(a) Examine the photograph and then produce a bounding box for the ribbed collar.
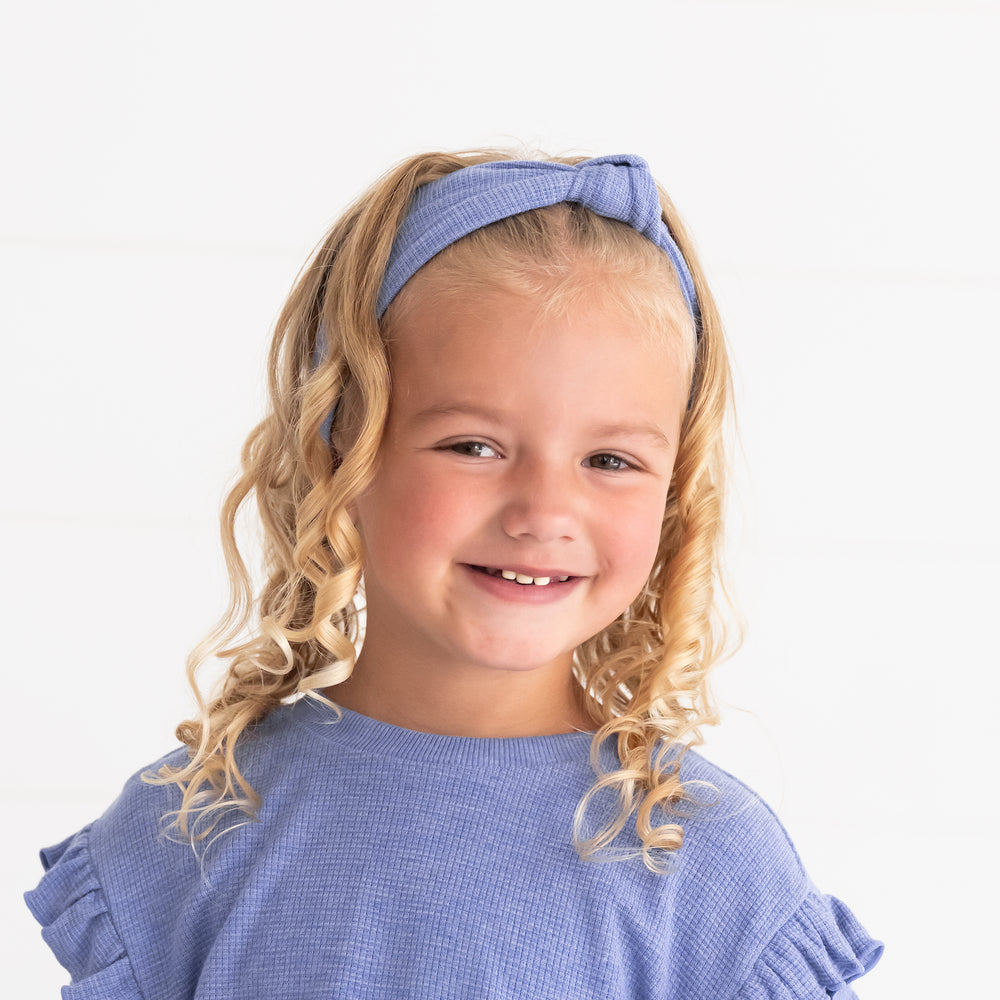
[289,695,596,770]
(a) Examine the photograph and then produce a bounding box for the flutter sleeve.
[24,826,144,1000]
[735,890,883,1000]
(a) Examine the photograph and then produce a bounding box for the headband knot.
[564,156,660,245]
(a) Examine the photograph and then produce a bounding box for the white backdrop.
[3,2,997,997]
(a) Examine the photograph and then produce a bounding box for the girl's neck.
[327,643,594,738]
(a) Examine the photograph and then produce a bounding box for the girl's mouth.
[469,565,573,587]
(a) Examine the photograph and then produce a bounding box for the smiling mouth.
[469,565,573,587]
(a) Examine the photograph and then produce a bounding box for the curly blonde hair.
[150,149,736,873]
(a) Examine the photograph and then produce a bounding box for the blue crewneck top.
[26,698,882,998]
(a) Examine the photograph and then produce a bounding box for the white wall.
[4,1,997,996]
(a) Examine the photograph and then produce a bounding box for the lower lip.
[461,565,582,604]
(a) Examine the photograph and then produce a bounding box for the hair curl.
[149,149,736,872]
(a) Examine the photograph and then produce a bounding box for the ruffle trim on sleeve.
[736,891,883,1000]
[24,827,145,999]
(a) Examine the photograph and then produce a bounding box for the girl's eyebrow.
[410,402,503,426]
[411,403,673,450]
[590,422,675,451]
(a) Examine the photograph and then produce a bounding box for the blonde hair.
[150,149,736,872]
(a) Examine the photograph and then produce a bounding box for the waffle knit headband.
[376,153,699,322]
[317,153,698,442]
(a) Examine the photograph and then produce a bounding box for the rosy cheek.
[387,471,484,547]
[604,496,666,573]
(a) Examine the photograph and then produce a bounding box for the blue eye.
[588,453,630,472]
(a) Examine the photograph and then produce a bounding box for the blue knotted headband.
[377,153,699,322]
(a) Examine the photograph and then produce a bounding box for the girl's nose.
[499,463,580,544]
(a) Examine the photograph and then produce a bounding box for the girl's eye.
[447,440,499,458]
[587,453,631,472]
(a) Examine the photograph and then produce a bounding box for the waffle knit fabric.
[26,698,882,999]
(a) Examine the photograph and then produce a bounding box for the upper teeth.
[498,569,569,586]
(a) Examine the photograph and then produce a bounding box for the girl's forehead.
[390,281,636,353]
[385,271,695,390]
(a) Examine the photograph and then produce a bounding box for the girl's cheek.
[392,474,481,538]
[608,494,669,570]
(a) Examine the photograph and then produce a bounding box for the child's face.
[353,276,690,694]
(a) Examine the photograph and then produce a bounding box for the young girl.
[26,151,883,998]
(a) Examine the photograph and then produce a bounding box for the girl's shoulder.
[672,747,806,877]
